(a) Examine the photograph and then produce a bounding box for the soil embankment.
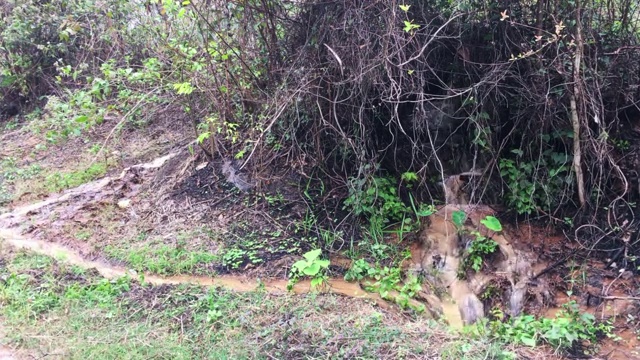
[1,152,638,359]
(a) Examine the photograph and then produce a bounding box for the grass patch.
[75,229,93,241]
[0,157,44,207]
[102,229,221,275]
[0,183,12,209]
[45,162,107,192]
[105,243,218,275]
[0,247,516,359]
[0,149,109,206]
[219,221,303,270]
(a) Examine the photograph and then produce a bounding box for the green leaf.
[399,4,410,12]
[196,132,210,144]
[401,171,418,182]
[173,82,194,95]
[452,210,466,228]
[403,20,420,33]
[75,115,89,123]
[480,216,502,232]
[0,75,16,88]
[310,277,323,288]
[303,262,321,276]
[292,260,308,272]
[316,259,330,269]
[416,206,435,217]
[520,335,537,347]
[303,249,322,261]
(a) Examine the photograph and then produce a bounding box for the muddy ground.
[1,114,639,359]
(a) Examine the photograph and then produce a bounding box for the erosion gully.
[0,152,637,359]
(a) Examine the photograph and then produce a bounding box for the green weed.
[462,232,499,273]
[454,214,502,274]
[499,139,573,215]
[473,303,613,354]
[75,229,92,241]
[344,257,425,312]
[344,171,436,250]
[220,224,302,270]
[288,249,330,290]
[105,244,217,275]
[1,158,43,181]
[344,175,409,232]
[45,162,107,192]
[0,157,44,206]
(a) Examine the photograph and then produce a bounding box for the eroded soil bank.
[0,150,638,359]
[0,113,638,358]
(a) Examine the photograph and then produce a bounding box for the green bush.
[1,1,116,98]
[499,137,573,215]
[481,302,613,352]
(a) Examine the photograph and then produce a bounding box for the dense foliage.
[1,0,639,269]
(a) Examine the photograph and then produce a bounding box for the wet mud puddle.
[0,153,540,333]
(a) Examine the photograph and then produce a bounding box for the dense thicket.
[1,0,639,265]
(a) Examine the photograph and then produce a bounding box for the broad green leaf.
[520,335,536,347]
[310,277,322,288]
[75,115,89,123]
[196,132,210,144]
[481,216,502,232]
[303,249,322,261]
[452,210,466,227]
[293,260,308,272]
[403,20,420,33]
[580,313,595,322]
[401,171,418,182]
[316,259,330,268]
[303,262,320,276]
[416,208,434,217]
[564,332,577,343]
[403,21,413,32]
[0,75,16,88]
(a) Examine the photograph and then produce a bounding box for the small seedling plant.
[344,257,425,312]
[480,302,613,352]
[344,172,435,244]
[288,249,330,290]
[452,211,502,273]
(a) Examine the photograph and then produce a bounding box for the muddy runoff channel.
[0,152,543,328]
